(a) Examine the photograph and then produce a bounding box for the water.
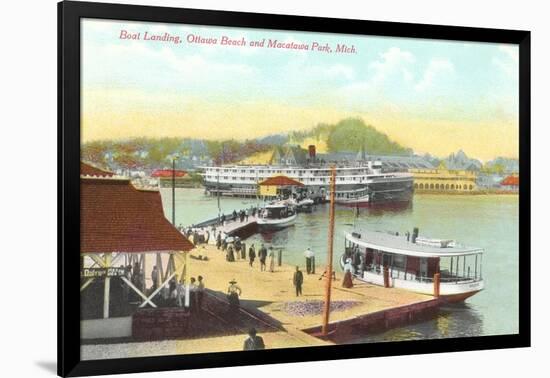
[161,188,519,341]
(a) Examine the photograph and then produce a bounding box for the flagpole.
[172,157,176,225]
[322,165,336,336]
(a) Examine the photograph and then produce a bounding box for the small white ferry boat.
[294,198,315,213]
[333,187,371,205]
[340,229,484,302]
[257,203,297,230]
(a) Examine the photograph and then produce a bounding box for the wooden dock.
[215,216,258,237]
[82,243,443,360]
[183,244,438,349]
[188,208,259,238]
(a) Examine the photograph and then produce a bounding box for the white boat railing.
[354,266,482,284]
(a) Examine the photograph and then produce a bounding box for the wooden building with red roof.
[151,168,194,188]
[81,178,193,253]
[151,169,187,178]
[258,175,304,198]
[80,161,115,178]
[80,162,194,338]
[500,175,519,187]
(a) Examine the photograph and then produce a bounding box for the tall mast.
[218,143,224,221]
[322,165,336,336]
[217,169,221,222]
[172,158,176,225]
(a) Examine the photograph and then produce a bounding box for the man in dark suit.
[293,266,304,297]
[258,244,268,271]
[243,328,265,351]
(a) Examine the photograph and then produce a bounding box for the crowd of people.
[149,267,206,311]
[220,207,258,226]
[175,206,261,250]
[175,209,358,312]
[217,236,282,273]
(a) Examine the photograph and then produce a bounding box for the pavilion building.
[409,168,478,192]
[258,175,305,199]
[80,162,194,339]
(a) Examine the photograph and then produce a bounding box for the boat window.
[382,254,392,267]
[393,254,406,269]
[438,255,481,282]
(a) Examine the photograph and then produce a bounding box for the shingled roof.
[151,169,187,178]
[81,161,115,178]
[81,177,194,253]
[259,175,304,187]
[501,175,519,186]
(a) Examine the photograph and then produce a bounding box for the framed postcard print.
[58,1,530,376]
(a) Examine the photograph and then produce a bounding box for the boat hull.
[440,291,481,303]
[339,256,483,302]
[335,186,413,207]
[358,270,483,302]
[257,214,297,230]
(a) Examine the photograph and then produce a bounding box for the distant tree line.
[81,137,274,171]
[82,118,515,175]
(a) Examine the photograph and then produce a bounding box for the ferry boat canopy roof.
[346,231,483,258]
[81,177,194,253]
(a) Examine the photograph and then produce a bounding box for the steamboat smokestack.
[308,145,316,160]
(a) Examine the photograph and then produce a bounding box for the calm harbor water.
[160,188,519,342]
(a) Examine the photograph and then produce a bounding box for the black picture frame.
[58,1,531,376]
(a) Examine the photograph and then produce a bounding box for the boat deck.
[347,230,483,257]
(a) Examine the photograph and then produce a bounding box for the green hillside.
[291,118,412,155]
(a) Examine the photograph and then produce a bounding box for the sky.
[81,19,519,160]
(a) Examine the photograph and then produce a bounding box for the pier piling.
[383,266,390,288]
[433,273,441,297]
[322,166,336,336]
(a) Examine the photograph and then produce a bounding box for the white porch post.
[141,253,147,292]
[103,253,112,319]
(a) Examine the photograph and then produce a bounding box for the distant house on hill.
[269,146,286,165]
[318,152,357,163]
[442,150,482,171]
[500,175,519,191]
[151,169,193,188]
[270,145,309,165]
[484,157,519,174]
[268,144,434,170]
[476,173,505,189]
